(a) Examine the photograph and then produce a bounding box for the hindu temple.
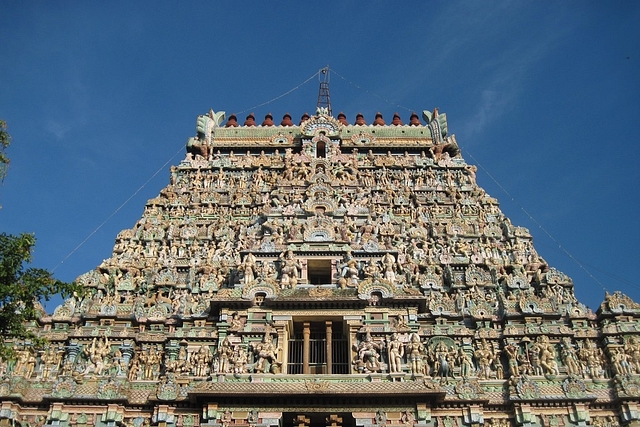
[1,104,639,427]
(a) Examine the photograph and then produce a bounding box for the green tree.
[0,233,79,358]
[0,121,80,358]
[0,119,10,182]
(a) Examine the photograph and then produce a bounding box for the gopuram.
[2,107,640,427]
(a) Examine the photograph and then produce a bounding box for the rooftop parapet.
[186,108,450,153]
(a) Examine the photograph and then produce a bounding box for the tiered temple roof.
[1,108,639,427]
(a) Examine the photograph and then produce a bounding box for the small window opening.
[316,140,326,158]
[307,259,332,285]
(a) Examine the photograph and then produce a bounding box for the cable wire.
[330,68,414,113]
[460,146,611,295]
[53,70,323,273]
[51,144,184,273]
[235,70,320,115]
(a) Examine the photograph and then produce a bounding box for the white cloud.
[45,119,71,141]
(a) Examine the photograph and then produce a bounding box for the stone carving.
[252,332,282,374]
[1,108,637,427]
[387,333,405,373]
[353,331,383,373]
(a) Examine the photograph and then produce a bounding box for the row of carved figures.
[97,246,556,291]
[0,410,622,427]
[170,161,478,189]
[6,332,640,382]
[129,200,512,246]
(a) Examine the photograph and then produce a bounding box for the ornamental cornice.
[189,376,445,398]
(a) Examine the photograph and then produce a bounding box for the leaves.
[0,119,10,182]
[0,233,81,359]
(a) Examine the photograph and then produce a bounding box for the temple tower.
[1,107,639,427]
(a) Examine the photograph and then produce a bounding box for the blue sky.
[1,1,639,311]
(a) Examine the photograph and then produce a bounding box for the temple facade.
[2,108,640,427]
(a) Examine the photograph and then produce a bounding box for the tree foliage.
[0,233,80,358]
[0,119,10,182]
[0,121,80,358]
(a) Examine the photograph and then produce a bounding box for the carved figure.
[353,331,382,373]
[192,345,212,377]
[239,253,257,285]
[339,257,360,288]
[217,338,234,374]
[83,335,111,376]
[505,343,520,377]
[381,252,397,284]
[474,339,496,379]
[387,333,405,373]
[279,250,302,288]
[253,333,281,374]
[432,341,455,378]
[560,338,581,376]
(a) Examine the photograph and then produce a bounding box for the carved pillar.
[331,259,338,284]
[153,404,177,427]
[326,320,333,374]
[273,317,290,373]
[622,402,640,427]
[101,404,127,427]
[202,403,219,425]
[303,322,311,374]
[463,405,484,427]
[0,402,20,427]
[514,404,541,427]
[415,403,432,427]
[120,341,134,367]
[46,403,71,427]
[300,259,309,284]
[347,318,362,371]
[569,403,590,427]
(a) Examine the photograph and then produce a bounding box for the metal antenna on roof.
[317,66,332,116]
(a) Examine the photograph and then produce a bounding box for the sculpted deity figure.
[253,333,282,374]
[363,259,381,281]
[141,347,162,380]
[192,345,212,377]
[240,253,257,285]
[279,250,302,289]
[339,258,360,288]
[128,354,141,381]
[505,343,520,377]
[13,349,36,378]
[359,217,378,243]
[458,349,474,378]
[228,312,244,331]
[40,347,63,380]
[537,336,559,376]
[560,338,581,376]
[221,410,233,427]
[625,336,640,373]
[432,342,455,379]
[474,339,496,379]
[578,340,605,379]
[353,331,382,373]
[381,252,397,284]
[217,338,234,374]
[611,347,633,375]
[232,347,248,374]
[83,335,111,376]
[406,333,424,375]
[387,333,405,373]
